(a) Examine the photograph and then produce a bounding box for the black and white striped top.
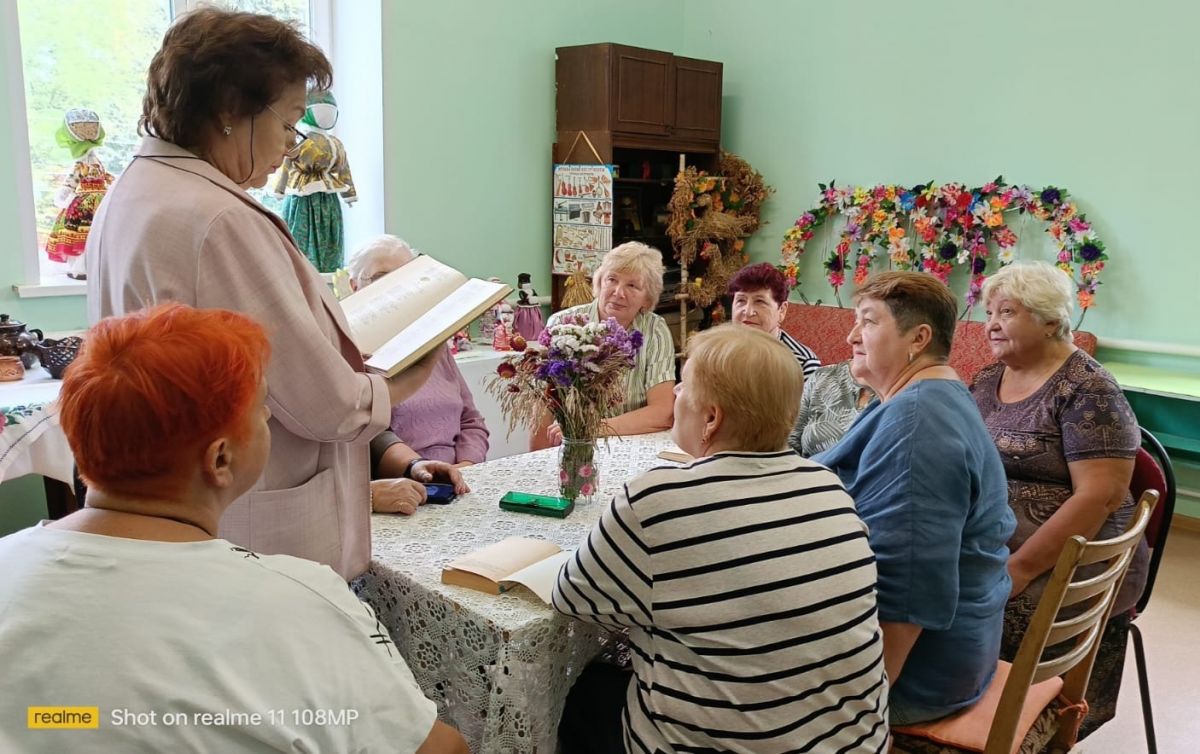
[779,331,822,377]
[552,451,889,754]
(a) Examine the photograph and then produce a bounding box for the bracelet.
[402,457,426,479]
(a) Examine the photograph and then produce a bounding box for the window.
[13,0,319,285]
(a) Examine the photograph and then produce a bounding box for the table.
[355,432,674,753]
[0,366,72,486]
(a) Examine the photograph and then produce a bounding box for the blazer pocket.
[245,468,341,566]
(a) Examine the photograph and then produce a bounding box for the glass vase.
[559,437,598,504]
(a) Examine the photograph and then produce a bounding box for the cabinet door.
[610,45,673,136]
[672,57,722,144]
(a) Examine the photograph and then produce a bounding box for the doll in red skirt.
[45,109,113,280]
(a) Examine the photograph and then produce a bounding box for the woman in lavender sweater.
[350,236,487,513]
[389,346,489,467]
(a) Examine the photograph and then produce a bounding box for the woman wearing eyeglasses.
[86,7,438,581]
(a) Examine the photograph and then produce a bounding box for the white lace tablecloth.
[355,432,674,753]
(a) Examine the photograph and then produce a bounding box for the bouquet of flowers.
[488,314,642,501]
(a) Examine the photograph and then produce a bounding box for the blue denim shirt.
[815,379,1016,722]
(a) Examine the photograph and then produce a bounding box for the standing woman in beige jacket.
[86,8,439,580]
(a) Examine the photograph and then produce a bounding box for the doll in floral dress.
[45,109,113,280]
[272,90,357,273]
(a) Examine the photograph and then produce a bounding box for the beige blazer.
[86,137,390,579]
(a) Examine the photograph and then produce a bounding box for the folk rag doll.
[513,272,547,342]
[46,109,112,279]
[272,90,357,272]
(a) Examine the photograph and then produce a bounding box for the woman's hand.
[409,459,470,495]
[371,478,427,515]
[546,421,564,447]
[1007,560,1033,600]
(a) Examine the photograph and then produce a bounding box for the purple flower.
[828,255,844,272]
[1079,242,1102,262]
[939,242,958,261]
[1040,187,1062,205]
[972,256,987,274]
[630,330,644,351]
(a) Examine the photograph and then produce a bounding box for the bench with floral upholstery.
[780,303,1097,384]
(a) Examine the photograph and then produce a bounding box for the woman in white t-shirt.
[0,303,466,754]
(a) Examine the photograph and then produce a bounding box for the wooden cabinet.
[553,43,723,346]
[671,56,723,143]
[556,43,722,150]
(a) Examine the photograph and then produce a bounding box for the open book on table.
[441,536,572,603]
[339,255,511,377]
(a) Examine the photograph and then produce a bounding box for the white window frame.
[7,0,375,298]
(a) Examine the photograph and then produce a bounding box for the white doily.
[355,433,675,753]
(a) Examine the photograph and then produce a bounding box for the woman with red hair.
[0,304,466,753]
[727,262,821,377]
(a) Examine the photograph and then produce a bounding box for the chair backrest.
[1131,427,1177,615]
[985,491,1157,754]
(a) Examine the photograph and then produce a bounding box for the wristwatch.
[402,457,427,479]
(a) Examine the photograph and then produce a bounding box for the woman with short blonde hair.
[553,323,888,753]
[682,325,802,451]
[591,241,664,311]
[535,242,675,447]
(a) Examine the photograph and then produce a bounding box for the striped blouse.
[779,331,822,377]
[546,302,676,416]
[553,451,890,754]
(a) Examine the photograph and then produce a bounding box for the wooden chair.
[892,491,1157,754]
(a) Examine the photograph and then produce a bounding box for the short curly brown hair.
[140,7,332,150]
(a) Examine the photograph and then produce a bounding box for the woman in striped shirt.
[554,324,889,754]
[728,262,822,377]
[535,242,677,447]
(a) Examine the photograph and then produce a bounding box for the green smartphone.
[499,491,575,518]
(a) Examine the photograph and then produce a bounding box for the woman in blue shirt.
[814,271,1016,725]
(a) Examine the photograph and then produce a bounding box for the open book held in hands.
[340,255,511,377]
[441,536,572,603]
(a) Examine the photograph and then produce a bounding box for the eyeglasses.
[264,104,309,156]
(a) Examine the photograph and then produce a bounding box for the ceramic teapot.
[0,314,43,369]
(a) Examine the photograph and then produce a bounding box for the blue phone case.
[424,483,457,504]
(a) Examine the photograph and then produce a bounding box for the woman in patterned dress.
[788,360,874,456]
[971,260,1146,738]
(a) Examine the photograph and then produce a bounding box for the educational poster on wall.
[552,163,614,275]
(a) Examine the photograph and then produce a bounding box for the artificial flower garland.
[780,178,1108,315]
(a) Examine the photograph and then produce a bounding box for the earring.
[222,125,232,136]
[907,352,914,364]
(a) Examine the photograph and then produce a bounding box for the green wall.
[379,0,684,294]
[680,0,1200,349]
